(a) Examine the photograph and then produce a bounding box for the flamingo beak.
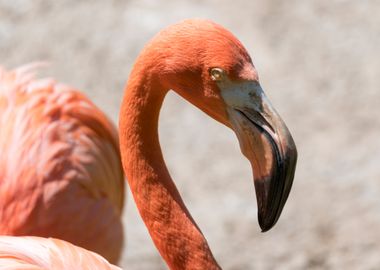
[220,81,297,232]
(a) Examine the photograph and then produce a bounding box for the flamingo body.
[0,65,124,264]
[0,236,121,270]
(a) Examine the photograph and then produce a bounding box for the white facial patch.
[214,72,281,143]
[217,76,264,113]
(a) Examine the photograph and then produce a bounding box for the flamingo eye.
[210,68,225,81]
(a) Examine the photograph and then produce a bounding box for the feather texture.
[0,65,124,263]
[0,236,121,270]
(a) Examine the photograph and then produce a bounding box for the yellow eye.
[210,68,225,81]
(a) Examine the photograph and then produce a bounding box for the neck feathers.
[119,56,221,269]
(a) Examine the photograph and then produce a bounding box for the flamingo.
[0,235,121,269]
[0,64,124,264]
[119,19,297,269]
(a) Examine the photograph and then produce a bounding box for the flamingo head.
[153,19,298,231]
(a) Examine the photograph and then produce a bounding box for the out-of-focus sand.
[1,0,380,269]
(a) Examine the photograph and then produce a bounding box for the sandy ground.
[1,0,380,269]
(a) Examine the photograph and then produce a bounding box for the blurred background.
[1,0,379,269]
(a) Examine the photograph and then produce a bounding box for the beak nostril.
[236,108,276,135]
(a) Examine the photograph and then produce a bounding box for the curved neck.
[119,68,221,270]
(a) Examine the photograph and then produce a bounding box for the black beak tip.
[258,217,275,233]
[260,226,271,233]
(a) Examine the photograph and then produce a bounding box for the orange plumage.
[0,64,124,264]
[0,236,121,269]
[119,19,297,269]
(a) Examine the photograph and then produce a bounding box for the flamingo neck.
[119,69,221,270]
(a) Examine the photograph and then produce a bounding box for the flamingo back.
[0,65,125,263]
